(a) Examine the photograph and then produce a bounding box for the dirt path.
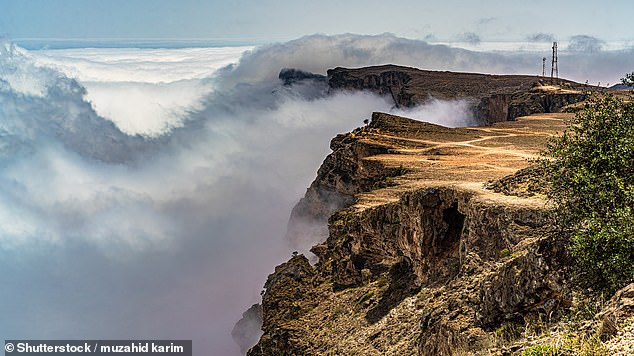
[352,113,568,208]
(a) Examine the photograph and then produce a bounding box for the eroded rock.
[247,112,572,355]
[599,283,634,336]
[231,304,263,354]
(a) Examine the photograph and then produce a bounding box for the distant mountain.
[609,83,633,90]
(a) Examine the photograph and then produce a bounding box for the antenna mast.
[550,42,558,83]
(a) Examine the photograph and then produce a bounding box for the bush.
[522,344,555,356]
[541,94,634,295]
[622,72,634,87]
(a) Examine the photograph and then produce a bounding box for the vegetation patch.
[522,344,555,356]
[539,94,634,295]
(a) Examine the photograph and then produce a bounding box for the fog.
[0,33,632,355]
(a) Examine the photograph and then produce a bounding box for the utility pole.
[551,42,558,83]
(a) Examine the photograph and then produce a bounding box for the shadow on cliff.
[365,257,421,324]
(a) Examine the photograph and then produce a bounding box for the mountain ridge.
[236,65,634,355]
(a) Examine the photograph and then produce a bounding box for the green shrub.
[522,344,555,356]
[622,72,634,87]
[540,94,634,295]
[356,291,374,306]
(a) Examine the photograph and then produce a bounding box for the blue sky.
[2,0,634,44]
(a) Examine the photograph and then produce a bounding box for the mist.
[0,39,395,355]
[218,33,634,86]
[1,33,632,355]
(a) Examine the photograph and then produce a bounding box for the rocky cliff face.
[232,304,264,354]
[327,65,594,124]
[474,89,589,123]
[285,127,408,249]
[243,109,634,354]
[506,91,588,119]
[246,112,583,355]
[328,67,416,107]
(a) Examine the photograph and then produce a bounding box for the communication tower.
[551,42,558,82]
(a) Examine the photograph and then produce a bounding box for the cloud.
[457,32,482,45]
[526,33,555,42]
[32,47,252,83]
[0,39,396,355]
[30,47,253,137]
[478,17,497,25]
[567,35,605,53]
[208,33,633,86]
[423,34,437,42]
[392,99,476,128]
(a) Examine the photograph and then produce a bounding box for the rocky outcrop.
[599,283,634,336]
[328,67,415,107]
[247,112,575,355]
[285,124,407,249]
[601,283,634,355]
[248,255,321,355]
[474,84,590,123]
[485,166,549,198]
[327,65,595,125]
[232,304,264,354]
[506,91,589,120]
[278,68,326,86]
[475,94,513,123]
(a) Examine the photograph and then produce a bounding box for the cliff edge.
[240,67,632,355]
[249,112,573,355]
[327,65,593,124]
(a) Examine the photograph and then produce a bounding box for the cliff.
[248,112,559,355]
[246,111,634,355]
[327,65,593,124]
[238,65,632,354]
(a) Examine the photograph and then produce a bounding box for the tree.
[541,94,634,295]
[622,72,634,87]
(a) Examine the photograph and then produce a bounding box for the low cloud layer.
[0,39,394,355]
[526,33,555,42]
[31,47,252,137]
[457,32,482,45]
[219,33,633,86]
[567,35,605,53]
[393,99,475,127]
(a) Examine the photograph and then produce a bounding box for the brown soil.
[350,112,567,210]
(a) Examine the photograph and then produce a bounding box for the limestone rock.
[278,68,326,86]
[506,91,588,120]
[599,283,634,336]
[231,304,263,355]
[248,112,573,355]
[285,122,405,249]
[248,255,319,356]
[327,65,596,125]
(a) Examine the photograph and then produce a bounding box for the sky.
[2,0,634,44]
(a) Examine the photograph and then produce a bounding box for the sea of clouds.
[1,33,632,355]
